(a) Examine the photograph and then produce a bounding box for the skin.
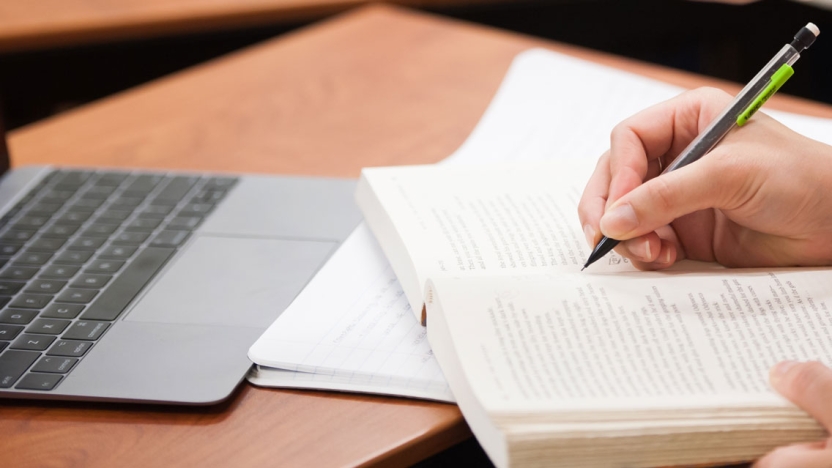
[577,87,832,466]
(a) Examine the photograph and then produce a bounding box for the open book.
[356,160,831,467]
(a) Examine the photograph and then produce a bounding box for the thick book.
[356,160,831,467]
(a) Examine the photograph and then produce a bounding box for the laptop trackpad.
[124,235,336,328]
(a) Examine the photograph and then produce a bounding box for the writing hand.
[577,87,832,270]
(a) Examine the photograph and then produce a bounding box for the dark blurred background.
[1,0,831,131]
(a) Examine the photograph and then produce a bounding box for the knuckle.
[694,86,732,104]
[645,177,677,213]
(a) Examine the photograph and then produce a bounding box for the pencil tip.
[581,266,586,271]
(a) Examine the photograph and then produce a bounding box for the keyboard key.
[0,244,21,256]
[82,247,175,321]
[13,251,53,266]
[26,319,71,335]
[192,189,227,203]
[70,274,111,289]
[110,196,144,208]
[0,350,39,388]
[81,185,117,199]
[0,266,39,280]
[84,260,124,275]
[41,224,80,238]
[0,309,38,325]
[96,173,129,186]
[40,265,80,279]
[11,334,56,351]
[81,224,119,238]
[55,211,93,225]
[24,280,67,295]
[0,342,6,352]
[0,324,25,339]
[62,321,109,341]
[178,203,213,216]
[98,246,136,260]
[55,288,98,304]
[13,215,49,229]
[152,176,197,205]
[10,294,53,309]
[47,340,93,357]
[124,174,163,195]
[41,190,76,202]
[0,230,35,243]
[95,210,131,224]
[166,216,201,230]
[28,203,62,215]
[54,251,94,265]
[15,373,63,391]
[205,177,238,189]
[67,237,106,251]
[55,171,91,189]
[28,238,66,252]
[70,198,105,210]
[125,218,162,232]
[150,230,189,248]
[0,281,25,295]
[112,232,150,246]
[137,205,173,218]
[41,304,84,319]
[32,356,78,373]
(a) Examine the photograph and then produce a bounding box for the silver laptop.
[0,115,361,404]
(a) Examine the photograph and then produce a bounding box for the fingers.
[605,87,732,208]
[770,361,832,431]
[598,155,735,241]
[618,237,679,270]
[753,440,832,468]
[578,151,611,246]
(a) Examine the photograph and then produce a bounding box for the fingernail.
[583,224,596,247]
[770,360,800,386]
[600,203,639,236]
[657,247,671,265]
[631,238,651,261]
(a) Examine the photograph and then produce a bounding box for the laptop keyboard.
[0,169,237,392]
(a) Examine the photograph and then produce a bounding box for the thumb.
[598,156,734,240]
[770,360,832,431]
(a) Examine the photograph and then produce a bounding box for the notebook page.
[248,48,832,400]
[248,224,453,402]
[248,365,454,403]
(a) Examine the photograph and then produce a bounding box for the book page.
[428,267,832,415]
[360,161,640,311]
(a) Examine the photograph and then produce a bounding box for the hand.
[577,87,832,270]
[753,361,832,467]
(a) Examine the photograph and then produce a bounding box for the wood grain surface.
[0,0,501,52]
[4,5,832,468]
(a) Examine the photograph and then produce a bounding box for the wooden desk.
[0,0,502,53]
[4,5,832,467]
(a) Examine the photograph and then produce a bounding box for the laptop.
[0,113,361,404]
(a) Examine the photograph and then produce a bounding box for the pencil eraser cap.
[792,23,819,52]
